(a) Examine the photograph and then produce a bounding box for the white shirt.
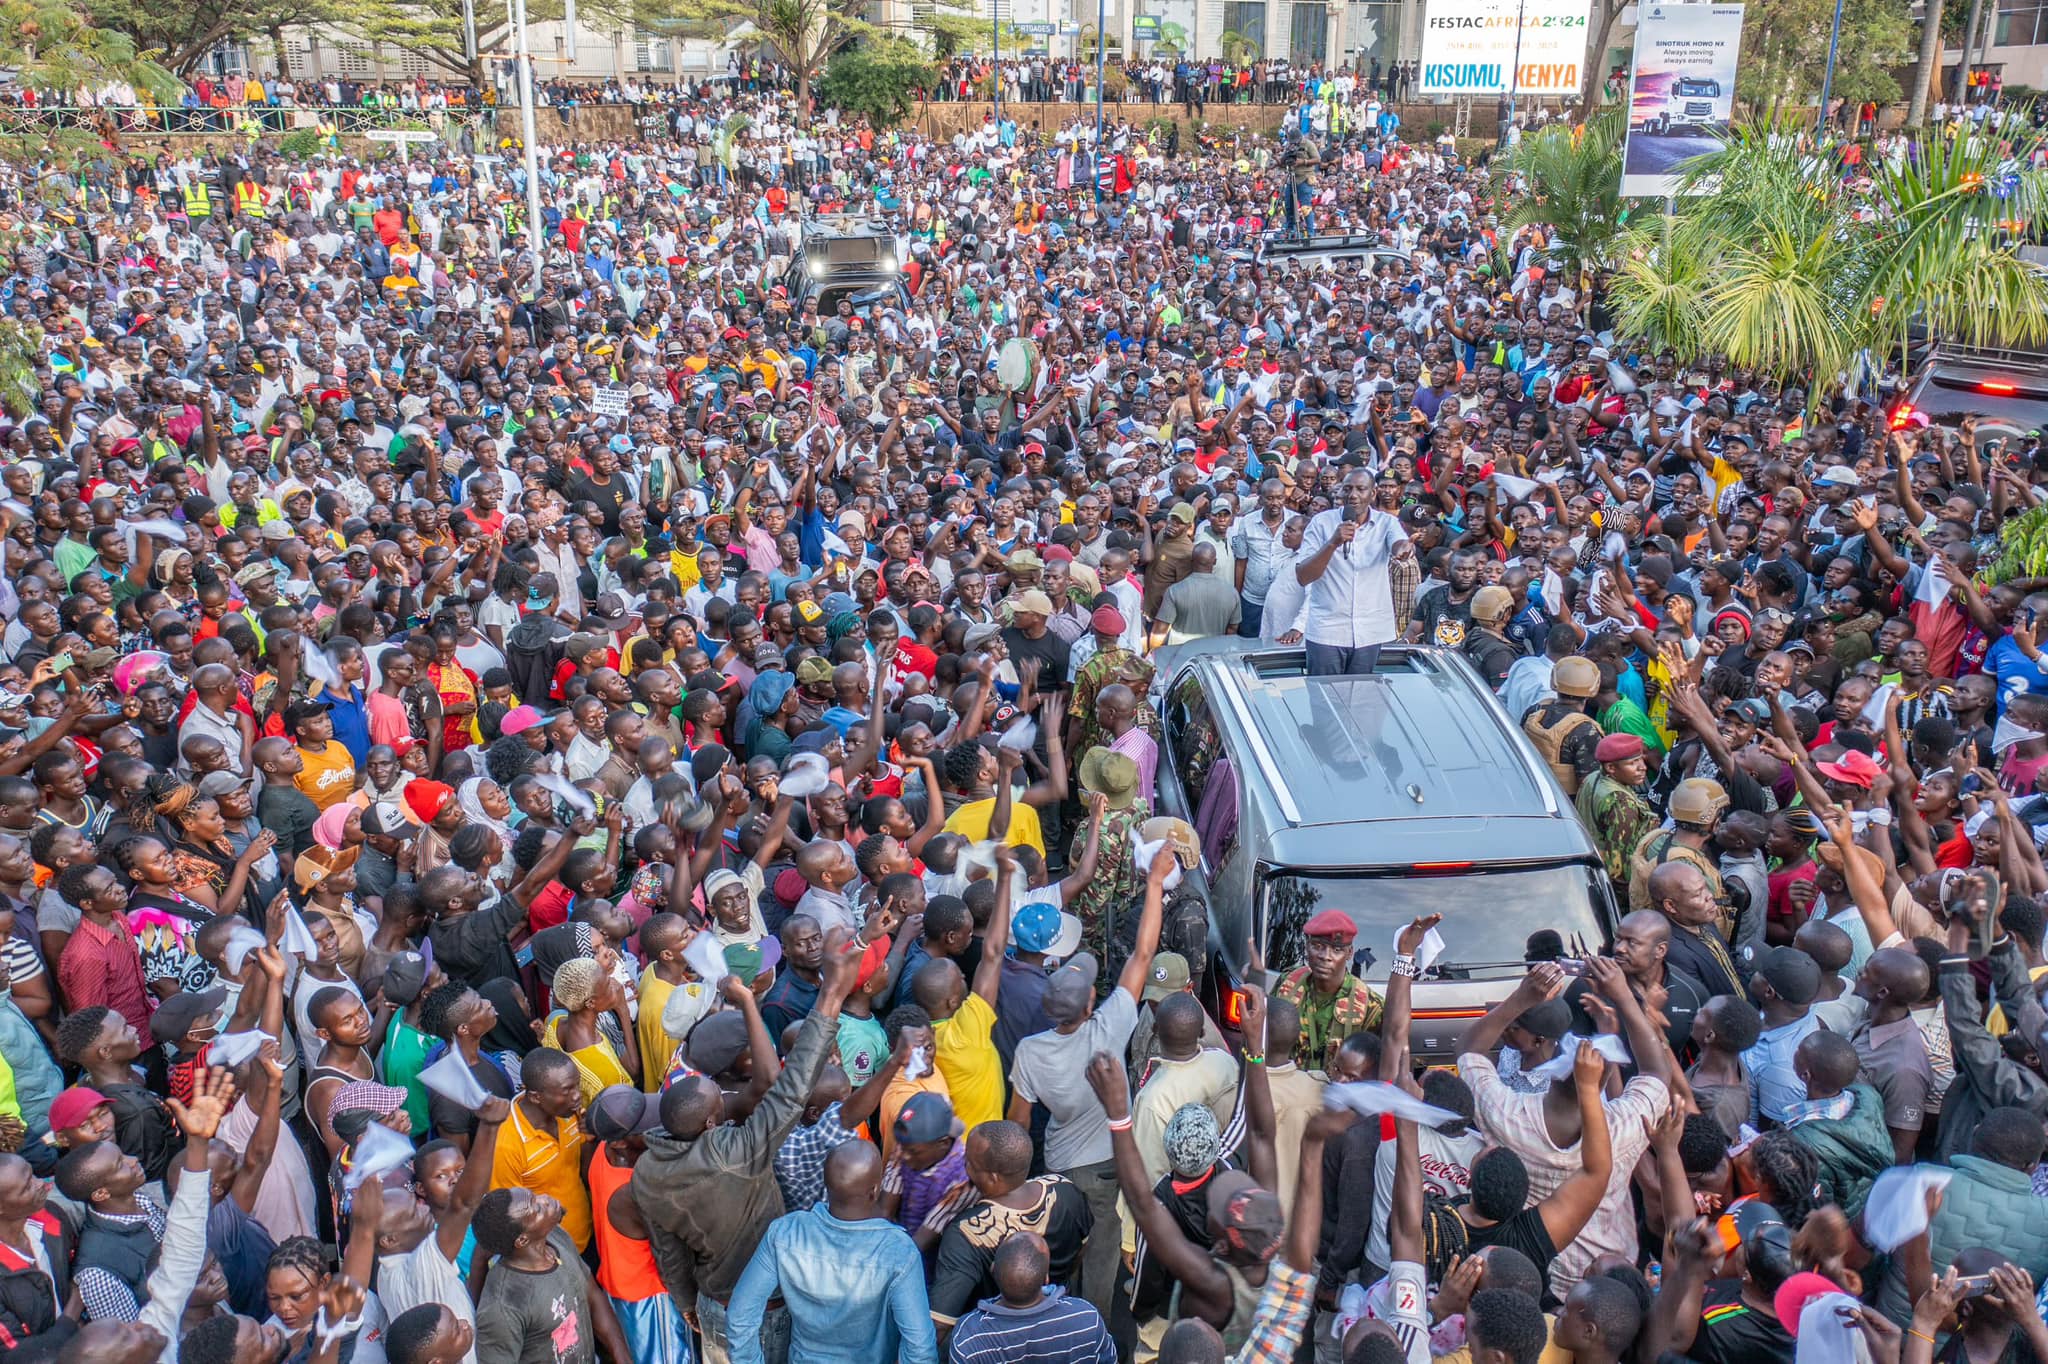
[1294,508,1410,649]
[378,1236,475,1364]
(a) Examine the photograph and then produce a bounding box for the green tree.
[349,0,667,83]
[1736,0,1910,116]
[817,38,934,125]
[1498,108,1625,288]
[664,0,876,113]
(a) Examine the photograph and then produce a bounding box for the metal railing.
[0,103,482,135]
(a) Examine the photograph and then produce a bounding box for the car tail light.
[1979,380,2017,395]
[1413,1007,1489,1020]
[1222,986,1248,1028]
[1889,403,1917,429]
[1410,861,1474,875]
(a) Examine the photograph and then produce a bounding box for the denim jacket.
[726,1204,938,1364]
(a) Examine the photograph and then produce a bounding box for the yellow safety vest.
[235,181,265,218]
[182,183,212,218]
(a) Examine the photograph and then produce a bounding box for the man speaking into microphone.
[1292,468,1416,676]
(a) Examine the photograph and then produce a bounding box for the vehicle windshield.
[1675,79,1720,96]
[1262,862,1610,981]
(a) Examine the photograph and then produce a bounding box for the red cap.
[403,779,455,825]
[1303,909,1357,939]
[49,1086,109,1131]
[855,935,893,990]
[1773,1272,1844,1336]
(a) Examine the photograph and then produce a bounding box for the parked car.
[781,215,911,315]
[1893,338,2048,444]
[1149,639,1620,1062]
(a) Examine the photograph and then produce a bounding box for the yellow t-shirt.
[490,1101,592,1250]
[941,798,1046,858]
[933,991,1003,1131]
[636,971,713,1093]
[293,743,357,811]
[541,1015,632,1108]
[880,1068,951,1158]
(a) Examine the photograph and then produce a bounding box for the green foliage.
[1985,507,2048,586]
[1603,121,2048,394]
[817,40,933,126]
[0,320,40,420]
[663,0,878,108]
[1498,108,1626,284]
[278,127,324,158]
[0,0,180,92]
[1736,0,1911,115]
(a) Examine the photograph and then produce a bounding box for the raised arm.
[969,845,1017,1006]
[1533,1042,1615,1248]
[438,1096,512,1261]
[1084,1052,1232,1304]
[1113,845,1177,1002]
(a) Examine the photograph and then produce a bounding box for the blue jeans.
[695,1293,789,1364]
[1305,641,1382,676]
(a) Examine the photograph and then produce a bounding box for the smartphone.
[1557,958,1590,977]
[1955,1275,1997,1299]
[48,652,73,673]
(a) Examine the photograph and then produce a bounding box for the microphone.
[1343,505,1362,563]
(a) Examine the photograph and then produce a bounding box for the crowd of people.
[0,50,2041,1364]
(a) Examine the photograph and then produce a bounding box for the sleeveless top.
[1168,1257,1266,1354]
[588,1143,665,1303]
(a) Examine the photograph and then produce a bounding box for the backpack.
[1107,879,1211,986]
[504,613,569,706]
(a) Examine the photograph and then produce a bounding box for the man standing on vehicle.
[1275,909,1383,1072]
[1293,469,1414,677]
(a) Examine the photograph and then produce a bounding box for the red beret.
[1595,733,1645,763]
[1091,604,1127,635]
[1303,909,1356,939]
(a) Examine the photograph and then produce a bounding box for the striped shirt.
[948,1285,1117,1364]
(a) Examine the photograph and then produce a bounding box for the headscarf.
[313,801,355,853]
[457,776,519,886]
[477,977,536,1060]
[827,612,862,645]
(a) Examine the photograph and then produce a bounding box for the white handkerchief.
[122,518,190,543]
[682,930,730,987]
[1526,1032,1633,1084]
[1323,1081,1462,1129]
[280,907,321,961]
[1863,1166,1953,1251]
[1130,831,1184,891]
[419,1049,491,1109]
[207,1030,269,1069]
[534,772,596,821]
[1492,473,1540,503]
[301,637,342,692]
[997,718,1038,752]
[221,926,267,974]
[344,1120,413,1190]
[1795,1293,1867,1364]
[1416,927,1447,974]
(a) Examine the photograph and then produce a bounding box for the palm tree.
[1604,119,2048,394]
[1498,108,1627,289]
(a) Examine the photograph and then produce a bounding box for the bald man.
[1604,910,1709,1053]
[725,1140,936,1364]
[1848,945,1936,1163]
[950,1231,1116,1363]
[1646,862,1743,1001]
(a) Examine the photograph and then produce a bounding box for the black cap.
[149,984,229,1047]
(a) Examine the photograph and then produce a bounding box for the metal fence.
[0,104,481,136]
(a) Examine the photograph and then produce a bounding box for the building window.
[1994,0,2047,45]
[1343,0,1396,69]
[634,32,673,69]
[1222,0,1267,54]
[1289,2,1328,61]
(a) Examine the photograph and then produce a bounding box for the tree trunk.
[1906,0,1944,124]
[1949,0,1981,98]
[1577,0,1621,112]
[269,25,289,78]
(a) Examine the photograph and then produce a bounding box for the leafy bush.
[279,128,324,159]
[817,40,937,128]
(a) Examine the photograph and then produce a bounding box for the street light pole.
[512,0,545,284]
[1093,0,1106,200]
[1818,0,1846,133]
[993,0,1003,123]
[1500,0,1527,147]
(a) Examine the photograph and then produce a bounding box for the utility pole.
[512,0,545,284]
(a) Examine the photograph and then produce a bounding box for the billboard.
[1418,0,1590,96]
[1620,4,1745,197]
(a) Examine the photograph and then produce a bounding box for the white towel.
[1324,1081,1463,1128]
[1862,1166,1953,1251]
